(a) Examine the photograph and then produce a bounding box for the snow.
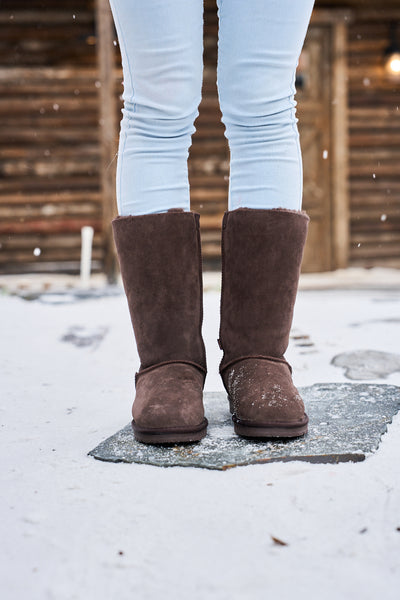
[1,274,400,599]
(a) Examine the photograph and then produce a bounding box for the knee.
[218,67,297,130]
[122,64,203,138]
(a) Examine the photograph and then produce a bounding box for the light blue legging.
[109,0,315,216]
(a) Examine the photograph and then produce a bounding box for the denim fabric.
[109,0,315,216]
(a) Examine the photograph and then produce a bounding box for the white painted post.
[80,226,94,288]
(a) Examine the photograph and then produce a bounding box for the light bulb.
[385,51,400,75]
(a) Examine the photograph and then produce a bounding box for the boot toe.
[223,358,307,434]
[133,363,206,433]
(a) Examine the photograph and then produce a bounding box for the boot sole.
[132,418,208,444]
[232,415,308,439]
[229,398,308,438]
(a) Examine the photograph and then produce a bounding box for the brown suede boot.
[218,207,309,438]
[112,209,208,444]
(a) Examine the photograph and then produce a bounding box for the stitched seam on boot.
[220,355,292,375]
[135,360,207,385]
[232,413,308,428]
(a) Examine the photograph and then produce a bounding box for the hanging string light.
[384,21,400,76]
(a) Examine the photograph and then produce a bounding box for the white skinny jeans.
[109,0,315,215]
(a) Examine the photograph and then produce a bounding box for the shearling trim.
[111,210,199,225]
[225,207,310,220]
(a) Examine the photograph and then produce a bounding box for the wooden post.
[95,0,118,282]
[331,18,350,269]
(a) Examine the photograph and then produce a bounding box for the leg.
[109,0,204,215]
[109,1,207,443]
[216,0,315,438]
[216,0,315,210]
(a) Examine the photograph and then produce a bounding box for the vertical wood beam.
[331,19,350,269]
[95,0,118,282]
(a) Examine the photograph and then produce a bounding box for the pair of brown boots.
[112,207,309,444]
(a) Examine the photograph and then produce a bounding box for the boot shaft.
[112,210,207,372]
[219,207,309,371]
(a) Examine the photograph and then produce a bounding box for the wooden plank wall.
[190,0,228,264]
[0,0,104,273]
[347,12,400,267]
[1,0,399,273]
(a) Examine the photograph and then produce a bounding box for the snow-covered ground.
[1,271,400,600]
